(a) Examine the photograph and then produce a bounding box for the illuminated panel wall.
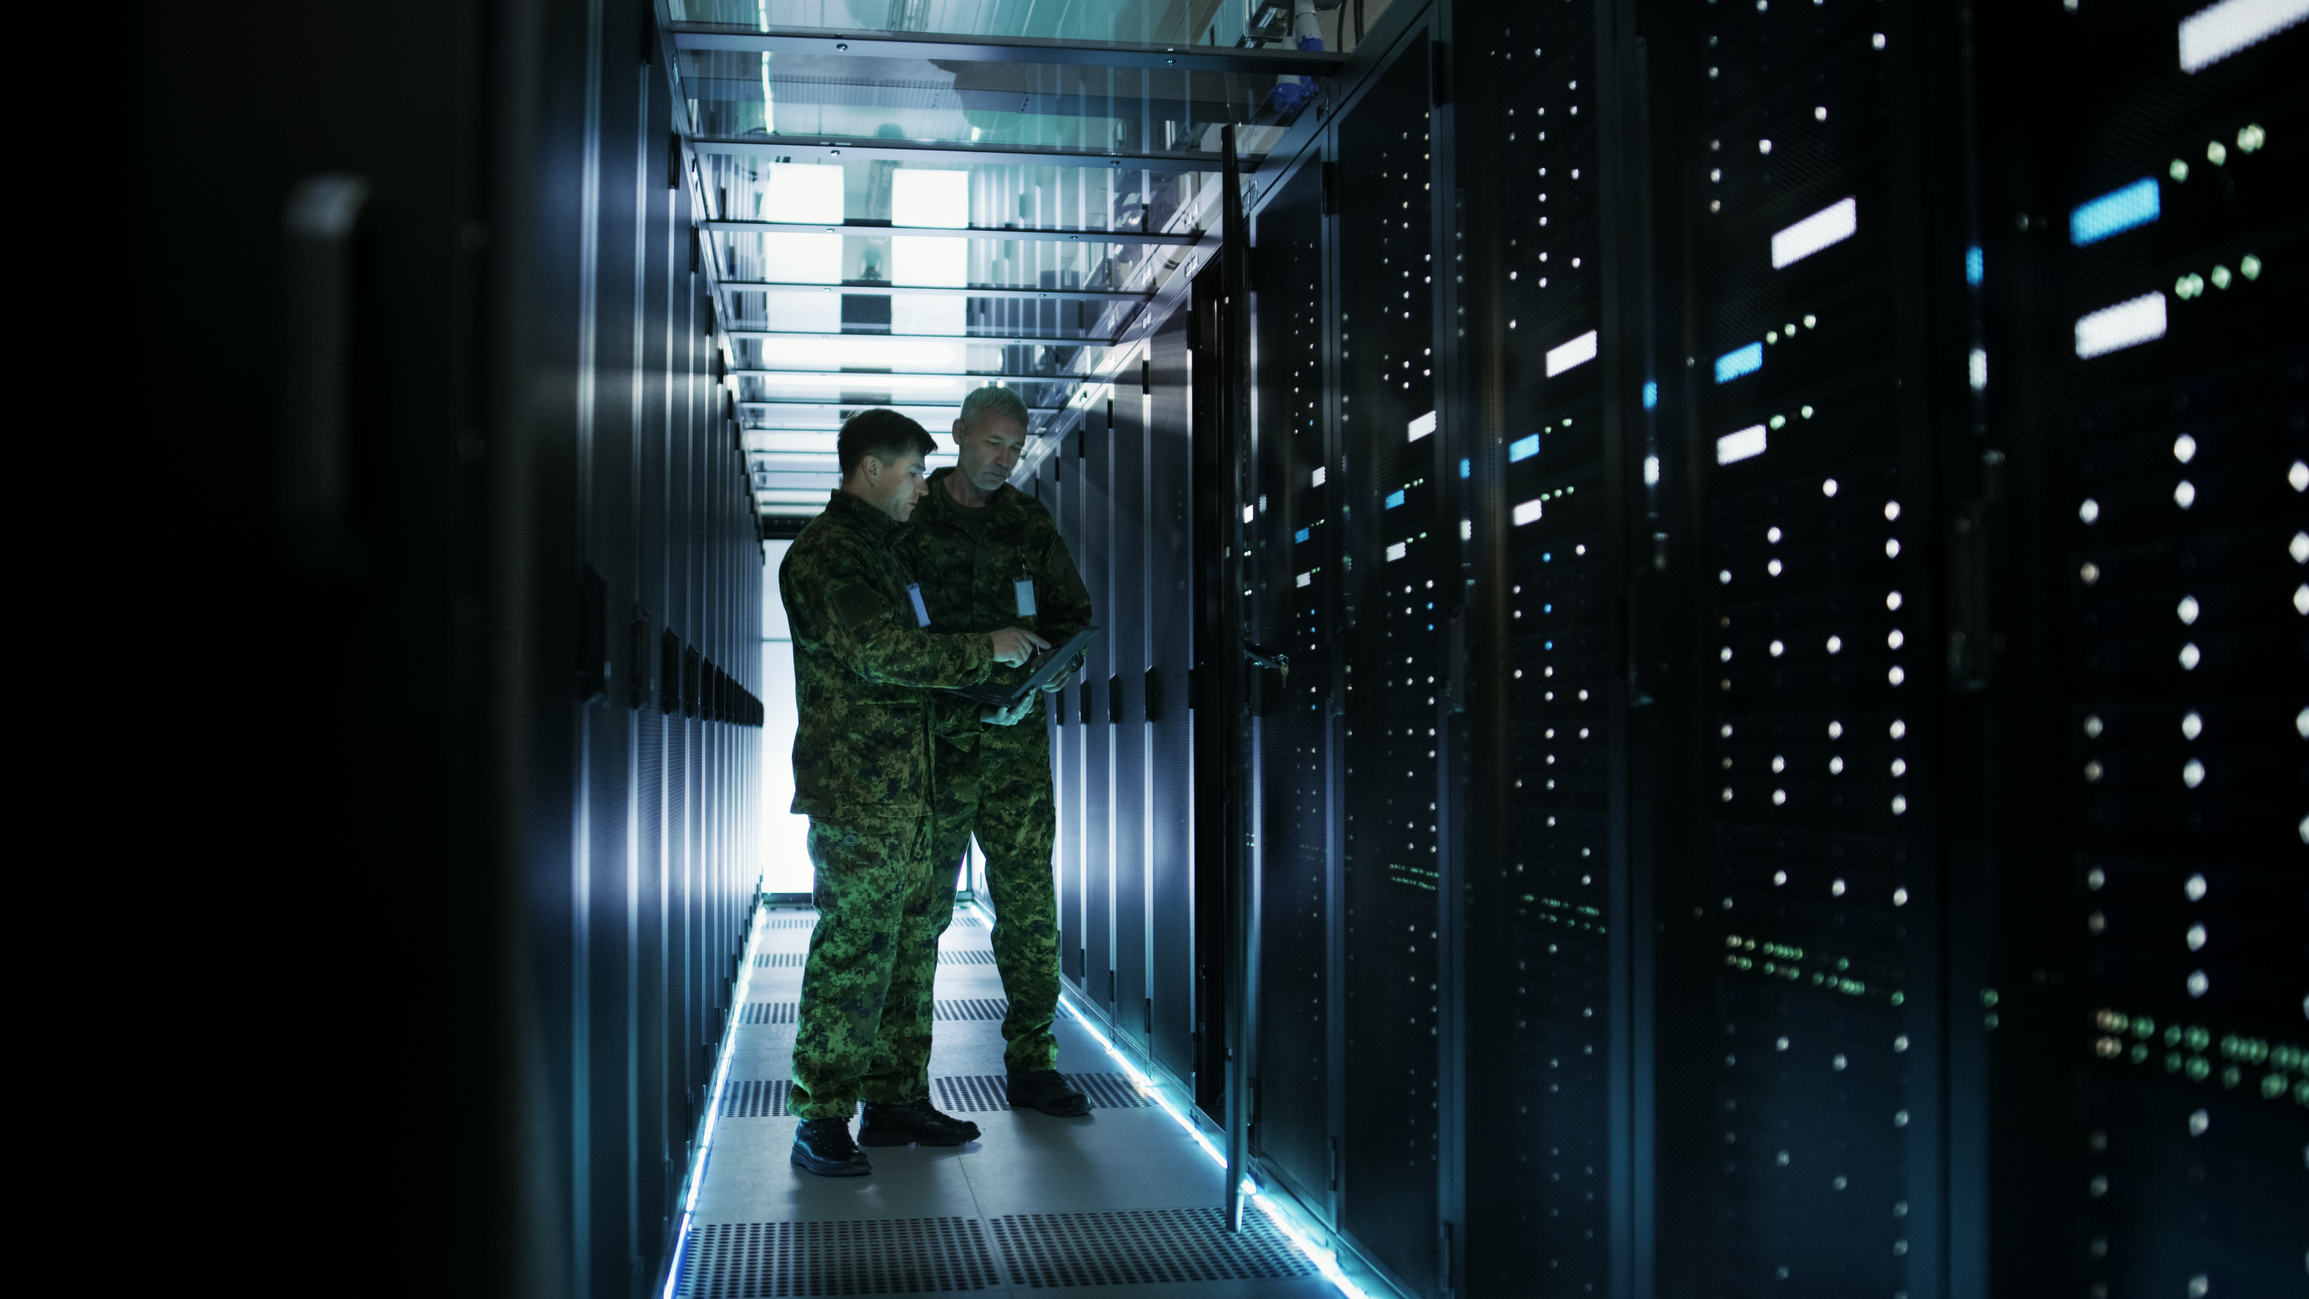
[1460,4,1619,1291]
[1677,1,1935,1292]
[2000,4,2307,1293]
[1336,34,1446,1290]
[1248,157,1337,1209]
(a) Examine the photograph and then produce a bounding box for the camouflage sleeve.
[1035,524,1098,685]
[812,566,996,689]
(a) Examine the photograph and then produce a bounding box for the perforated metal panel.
[755,952,804,968]
[1674,3,1937,1292]
[1336,34,1444,1289]
[986,1208,1317,1286]
[930,1072,1149,1113]
[739,1002,797,1025]
[1457,6,1621,1289]
[1979,6,2309,1295]
[720,1080,792,1118]
[937,950,998,966]
[932,998,1009,1022]
[680,1219,999,1297]
[1247,153,1336,1207]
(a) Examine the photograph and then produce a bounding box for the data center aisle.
[680,904,1337,1299]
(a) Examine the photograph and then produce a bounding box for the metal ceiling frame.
[729,367,1102,383]
[669,25,1348,77]
[725,328,1125,347]
[715,279,1151,302]
[690,134,1230,173]
[737,398,1071,413]
[701,219,1199,247]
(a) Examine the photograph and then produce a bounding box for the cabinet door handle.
[279,175,369,535]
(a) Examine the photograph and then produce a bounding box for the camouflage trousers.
[788,814,953,1120]
[929,726,1061,1073]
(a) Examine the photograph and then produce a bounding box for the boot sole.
[791,1147,873,1177]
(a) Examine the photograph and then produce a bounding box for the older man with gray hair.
[893,385,1098,1117]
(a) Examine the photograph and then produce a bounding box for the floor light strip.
[661,902,773,1299]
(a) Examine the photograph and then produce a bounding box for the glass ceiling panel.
[672,0,1246,50]
[677,48,1306,156]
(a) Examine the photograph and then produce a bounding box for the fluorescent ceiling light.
[1772,197,1857,268]
[2075,293,2168,359]
[759,288,840,332]
[892,294,966,334]
[2178,0,2308,71]
[2070,179,2160,245]
[1715,342,1763,383]
[754,338,980,370]
[1718,424,1768,464]
[765,163,844,223]
[744,431,840,453]
[892,236,967,287]
[891,170,969,228]
[746,371,980,389]
[1546,329,1599,376]
[761,232,841,284]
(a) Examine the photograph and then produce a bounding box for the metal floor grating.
[756,952,806,968]
[740,1002,798,1025]
[936,950,998,966]
[682,1218,999,1296]
[932,998,1009,1022]
[932,1073,1148,1114]
[761,917,819,930]
[948,916,984,929]
[988,1208,1319,1287]
[721,1080,794,1117]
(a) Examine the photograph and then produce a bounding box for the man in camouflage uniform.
[894,386,1098,1118]
[780,408,1050,1177]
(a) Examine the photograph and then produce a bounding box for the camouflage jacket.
[780,489,996,818]
[893,467,1095,744]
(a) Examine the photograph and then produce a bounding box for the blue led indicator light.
[1459,457,1472,479]
[1509,434,1541,462]
[1642,380,1658,409]
[1965,246,1983,286]
[1385,490,1406,509]
[2070,179,2159,246]
[1715,342,1764,384]
[1294,528,1310,543]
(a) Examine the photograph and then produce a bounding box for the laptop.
[946,625,1099,708]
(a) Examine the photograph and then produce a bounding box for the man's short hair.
[957,385,1032,437]
[837,408,936,478]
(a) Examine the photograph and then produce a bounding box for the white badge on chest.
[1014,578,1037,617]
[906,582,931,628]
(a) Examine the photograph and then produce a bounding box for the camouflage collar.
[822,487,897,537]
[920,466,1018,528]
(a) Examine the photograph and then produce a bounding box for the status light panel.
[1337,39,1444,1290]
[1688,1,1924,1292]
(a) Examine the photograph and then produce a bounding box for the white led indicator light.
[1312,466,1327,487]
[2178,595,2201,624]
[2075,293,2169,358]
[1296,571,1312,588]
[2181,710,2203,740]
[2185,872,2208,900]
[1718,424,1769,464]
[1386,541,1407,561]
[1772,197,1858,268]
[1547,330,1600,376]
[2183,758,2206,788]
[1407,410,1437,441]
[2177,0,2309,73]
[1513,499,1545,526]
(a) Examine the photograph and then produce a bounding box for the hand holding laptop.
[989,626,1050,667]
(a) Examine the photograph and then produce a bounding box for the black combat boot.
[791,1117,872,1176]
[859,1096,983,1147]
[1006,1070,1091,1117]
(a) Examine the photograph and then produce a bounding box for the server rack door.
[1654,2,1964,1294]
[1336,33,1446,1290]
[1085,403,1116,1014]
[1042,445,1083,993]
[1114,364,1155,1051]
[1456,2,1631,1291]
[1976,8,2309,1297]
[1149,294,1198,1085]
[1247,156,1337,1211]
